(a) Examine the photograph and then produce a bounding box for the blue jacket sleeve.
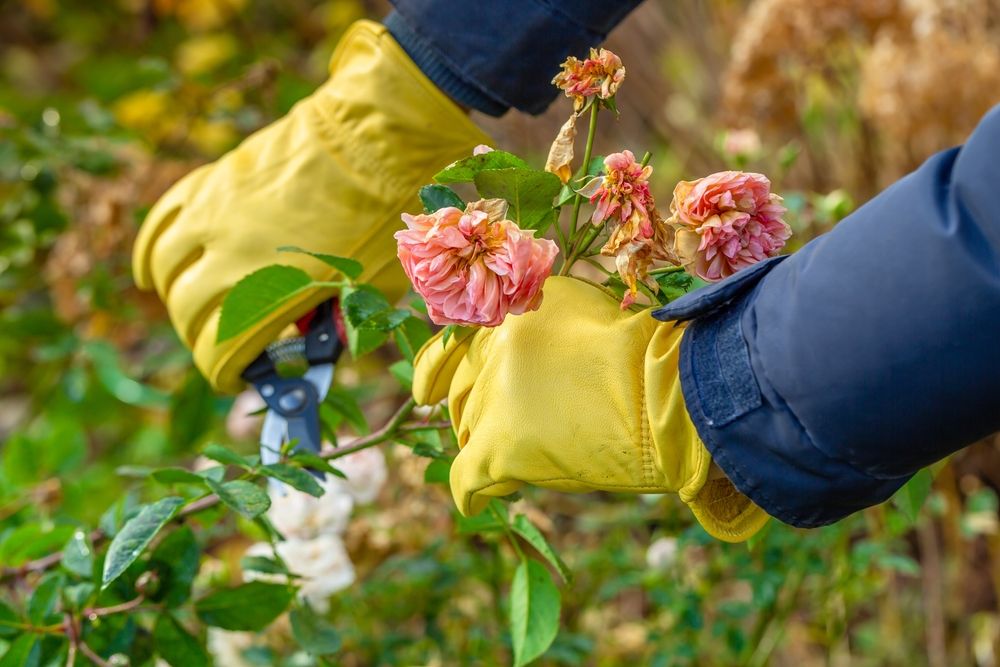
[653,104,1000,528]
[384,0,644,116]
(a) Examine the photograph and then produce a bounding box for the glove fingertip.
[412,329,474,405]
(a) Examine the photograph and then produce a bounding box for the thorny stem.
[83,596,144,620]
[77,637,110,667]
[560,103,601,275]
[325,397,417,460]
[1,398,435,583]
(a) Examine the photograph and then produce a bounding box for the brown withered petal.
[544,113,577,184]
[464,198,509,224]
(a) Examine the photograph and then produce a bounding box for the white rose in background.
[244,536,356,613]
[326,444,387,505]
[207,629,255,667]
[645,536,679,570]
[267,475,355,540]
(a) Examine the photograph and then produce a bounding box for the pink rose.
[668,171,791,282]
[552,48,626,111]
[395,202,558,327]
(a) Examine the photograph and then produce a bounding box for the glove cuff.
[645,322,769,542]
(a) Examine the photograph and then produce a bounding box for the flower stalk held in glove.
[396,47,791,325]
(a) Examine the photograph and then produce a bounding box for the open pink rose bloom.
[395,202,558,327]
[668,171,791,282]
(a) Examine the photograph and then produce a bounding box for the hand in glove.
[412,277,769,542]
[133,20,490,393]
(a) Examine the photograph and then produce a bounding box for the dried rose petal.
[545,113,577,184]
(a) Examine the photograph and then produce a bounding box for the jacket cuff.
[657,262,909,528]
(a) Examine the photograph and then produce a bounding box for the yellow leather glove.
[412,277,769,543]
[133,20,490,393]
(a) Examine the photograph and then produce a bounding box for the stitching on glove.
[638,359,656,487]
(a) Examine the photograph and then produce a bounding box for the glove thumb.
[411,328,476,406]
[449,439,523,516]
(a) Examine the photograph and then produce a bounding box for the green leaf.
[195,582,295,631]
[217,265,317,343]
[424,458,451,485]
[456,511,505,534]
[651,268,704,305]
[167,369,215,450]
[150,526,200,608]
[340,285,389,357]
[99,493,140,537]
[409,428,445,459]
[201,443,254,470]
[474,168,561,232]
[342,285,390,327]
[342,286,408,332]
[0,634,40,667]
[83,340,171,408]
[434,150,529,183]
[0,524,76,566]
[260,464,324,497]
[0,600,22,637]
[206,479,271,519]
[152,468,209,486]
[389,360,414,389]
[61,529,94,578]
[393,316,432,362]
[510,559,561,667]
[893,467,934,523]
[512,515,572,584]
[241,555,293,576]
[287,452,346,479]
[102,496,184,588]
[325,387,369,435]
[442,324,475,348]
[154,614,210,667]
[169,370,215,451]
[62,583,96,611]
[290,604,341,655]
[419,184,465,213]
[278,246,363,280]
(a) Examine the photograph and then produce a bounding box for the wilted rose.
[395,202,558,327]
[580,150,655,228]
[603,208,676,308]
[552,48,625,111]
[579,151,675,307]
[668,171,790,282]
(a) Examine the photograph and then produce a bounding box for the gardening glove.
[412,276,769,543]
[133,20,491,393]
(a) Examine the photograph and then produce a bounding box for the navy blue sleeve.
[384,0,644,116]
[654,104,1000,528]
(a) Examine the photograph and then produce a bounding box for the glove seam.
[639,356,656,487]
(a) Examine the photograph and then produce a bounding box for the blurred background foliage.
[2,0,1000,665]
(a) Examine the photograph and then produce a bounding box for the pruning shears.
[242,299,345,490]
